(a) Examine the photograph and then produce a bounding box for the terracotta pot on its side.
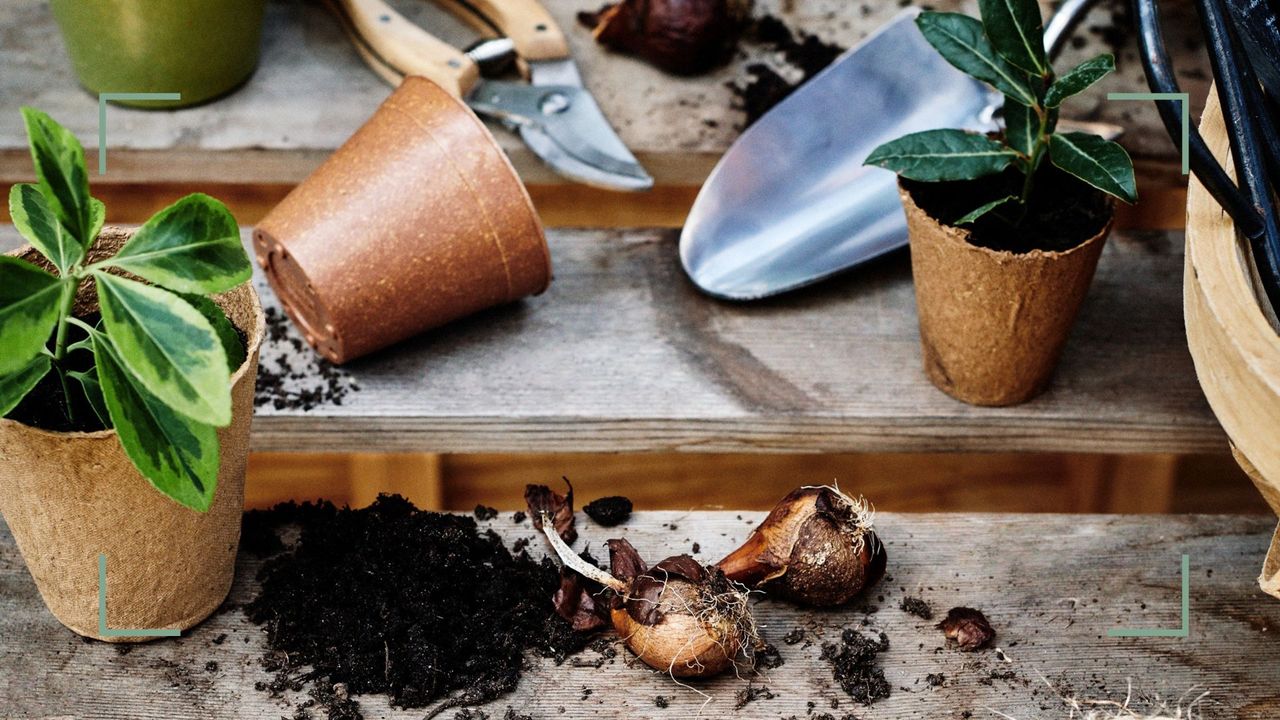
[254,75,552,365]
[0,229,264,641]
[902,184,1113,407]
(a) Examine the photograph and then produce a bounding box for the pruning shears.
[325,0,653,191]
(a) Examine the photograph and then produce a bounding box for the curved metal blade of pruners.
[467,63,653,191]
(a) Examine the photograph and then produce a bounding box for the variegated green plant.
[865,0,1137,225]
[1,108,251,511]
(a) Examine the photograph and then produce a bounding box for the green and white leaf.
[916,12,1038,106]
[106,194,250,294]
[955,195,1020,225]
[87,197,106,248]
[865,129,1020,181]
[93,333,217,511]
[1003,97,1039,157]
[68,367,112,428]
[0,257,63,375]
[1045,54,1115,107]
[94,272,232,426]
[9,183,82,274]
[0,354,50,417]
[20,107,92,247]
[1050,132,1138,203]
[181,293,246,371]
[978,0,1047,74]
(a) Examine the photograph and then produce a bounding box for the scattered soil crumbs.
[474,505,499,521]
[783,627,807,645]
[820,629,891,706]
[900,596,933,620]
[734,683,777,709]
[582,495,632,526]
[654,695,670,708]
[731,15,846,126]
[755,641,785,669]
[925,672,946,687]
[246,495,590,718]
[255,307,358,411]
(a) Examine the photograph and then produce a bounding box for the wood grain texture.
[0,0,1209,186]
[0,224,1221,453]
[1,512,1277,719]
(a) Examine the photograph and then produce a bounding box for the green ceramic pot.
[50,0,267,109]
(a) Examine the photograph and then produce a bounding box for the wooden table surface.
[2,511,1277,719]
[0,225,1222,454]
[0,0,1209,187]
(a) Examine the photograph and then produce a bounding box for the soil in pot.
[245,495,592,717]
[902,163,1112,254]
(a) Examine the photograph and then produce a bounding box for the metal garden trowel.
[680,0,1103,299]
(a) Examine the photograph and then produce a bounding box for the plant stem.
[537,513,627,592]
[52,278,76,362]
[1015,106,1051,224]
[51,278,79,424]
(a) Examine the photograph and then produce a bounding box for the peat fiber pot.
[1184,88,1280,600]
[254,75,552,365]
[902,184,1113,407]
[50,0,267,108]
[0,229,264,641]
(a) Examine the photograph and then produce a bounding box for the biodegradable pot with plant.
[0,108,263,640]
[865,0,1138,406]
[50,0,267,108]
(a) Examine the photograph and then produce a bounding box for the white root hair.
[989,677,1211,720]
[801,481,877,555]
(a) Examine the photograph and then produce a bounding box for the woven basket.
[1184,87,1280,599]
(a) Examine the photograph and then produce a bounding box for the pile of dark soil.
[732,15,846,126]
[255,306,358,411]
[820,629,891,705]
[245,495,590,718]
[902,163,1113,254]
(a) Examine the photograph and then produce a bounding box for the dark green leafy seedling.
[865,0,1137,226]
[0,107,251,511]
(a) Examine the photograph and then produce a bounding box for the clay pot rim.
[1,228,265,441]
[416,76,552,288]
[898,180,1116,262]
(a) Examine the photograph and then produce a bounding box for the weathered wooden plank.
[1,512,1277,719]
[0,0,1209,186]
[0,224,1222,454]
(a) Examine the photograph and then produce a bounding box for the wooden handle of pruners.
[329,0,481,97]
[437,0,570,61]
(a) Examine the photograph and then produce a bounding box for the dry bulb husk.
[537,517,759,678]
[717,486,886,606]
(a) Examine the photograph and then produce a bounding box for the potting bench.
[3,0,1278,717]
[2,513,1279,718]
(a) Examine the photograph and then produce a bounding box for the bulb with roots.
[538,516,759,678]
[716,486,886,606]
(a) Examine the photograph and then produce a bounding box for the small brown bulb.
[578,0,752,75]
[937,607,995,651]
[717,486,886,606]
[538,521,757,680]
[609,544,753,677]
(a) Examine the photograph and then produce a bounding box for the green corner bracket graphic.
[1107,553,1190,638]
[97,92,181,175]
[1106,92,1191,175]
[98,554,181,638]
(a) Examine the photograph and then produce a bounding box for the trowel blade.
[679,9,999,300]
